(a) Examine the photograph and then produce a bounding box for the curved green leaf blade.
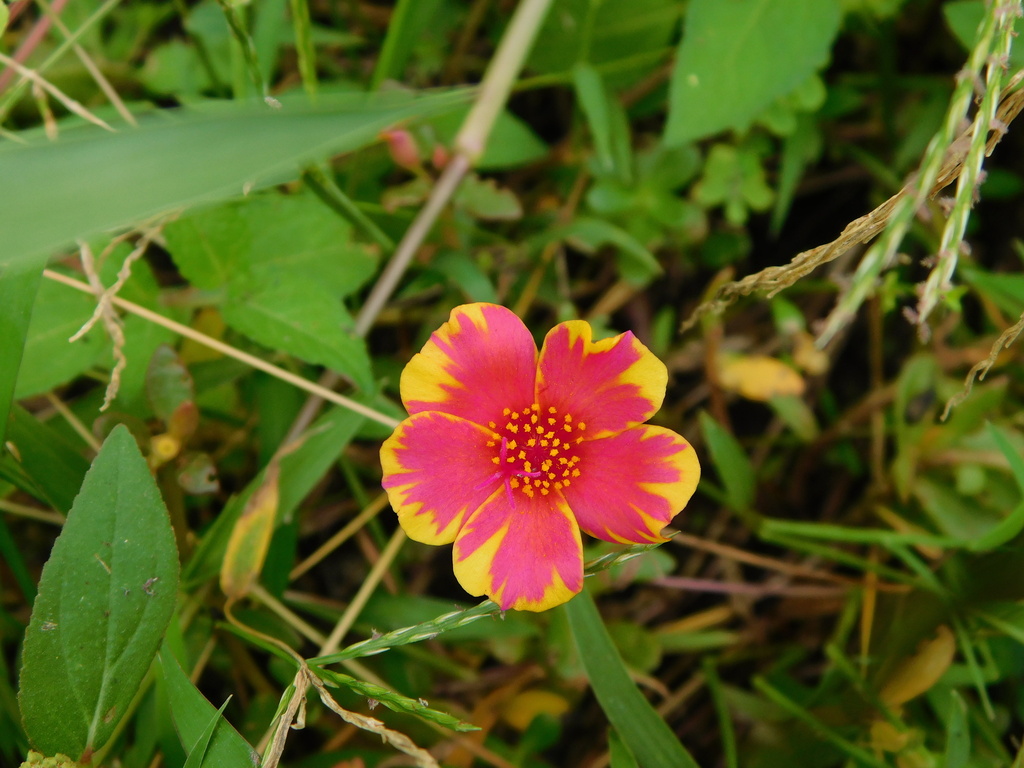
[564,589,699,768]
[0,91,464,270]
[158,649,259,768]
[0,263,42,445]
[18,426,180,761]
[665,0,842,144]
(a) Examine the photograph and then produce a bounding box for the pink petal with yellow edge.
[562,426,700,544]
[401,303,537,425]
[536,321,667,439]
[453,490,583,612]
[381,412,499,545]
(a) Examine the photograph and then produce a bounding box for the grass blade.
[564,589,699,768]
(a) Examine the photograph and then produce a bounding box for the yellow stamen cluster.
[486,403,585,499]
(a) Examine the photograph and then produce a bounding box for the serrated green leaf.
[222,276,373,391]
[565,589,699,768]
[666,0,842,143]
[18,426,179,760]
[0,263,42,445]
[158,649,259,767]
[0,90,466,270]
[699,411,755,513]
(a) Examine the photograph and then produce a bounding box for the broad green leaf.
[0,90,465,270]
[162,191,378,296]
[699,411,756,513]
[665,0,842,144]
[18,426,179,760]
[14,273,108,399]
[564,590,699,768]
[158,648,259,767]
[222,276,373,391]
[0,263,42,444]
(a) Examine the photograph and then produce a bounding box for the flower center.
[477,403,586,506]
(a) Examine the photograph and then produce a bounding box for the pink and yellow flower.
[380,304,700,612]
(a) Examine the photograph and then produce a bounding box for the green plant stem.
[354,0,554,335]
[303,166,395,251]
[816,0,1017,346]
[289,0,318,98]
[917,2,1019,325]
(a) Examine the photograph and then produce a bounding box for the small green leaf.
[182,699,233,768]
[146,345,196,423]
[699,411,756,513]
[565,589,700,768]
[222,276,374,391]
[455,176,523,221]
[158,649,259,767]
[965,423,1024,552]
[666,0,842,144]
[0,263,43,444]
[18,426,179,760]
[573,63,632,183]
[944,690,970,768]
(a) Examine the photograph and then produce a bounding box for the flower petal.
[401,303,538,425]
[562,426,700,543]
[453,491,583,612]
[536,321,667,439]
[381,412,499,545]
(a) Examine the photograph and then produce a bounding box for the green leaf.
[965,423,1024,552]
[430,108,549,170]
[944,689,970,768]
[183,403,366,586]
[565,590,700,768]
[699,411,756,513]
[573,63,632,183]
[222,275,373,391]
[0,2,9,34]
[3,405,89,513]
[454,176,523,221]
[14,272,108,399]
[0,90,465,270]
[529,0,681,86]
[551,217,661,281]
[182,699,233,768]
[944,0,1024,69]
[158,648,259,767]
[0,263,42,444]
[371,0,445,89]
[665,0,842,143]
[162,190,378,296]
[18,426,179,760]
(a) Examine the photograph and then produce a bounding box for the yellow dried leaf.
[878,624,956,707]
[792,330,829,375]
[718,355,806,401]
[220,461,280,602]
[500,690,570,732]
